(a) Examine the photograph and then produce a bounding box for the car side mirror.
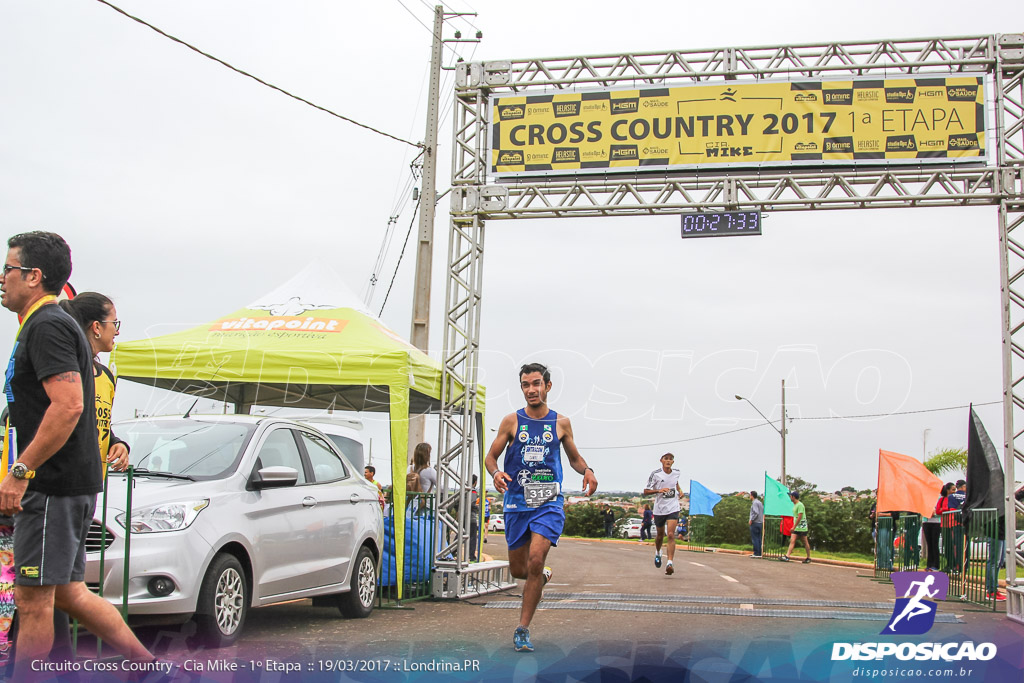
[251,466,299,490]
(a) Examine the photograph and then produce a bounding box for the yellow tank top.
[94,362,116,477]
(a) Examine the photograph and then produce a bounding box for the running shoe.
[802,558,811,564]
[542,566,553,585]
[749,554,762,558]
[779,555,790,562]
[665,562,674,575]
[987,591,1007,602]
[655,553,662,568]
[513,626,534,652]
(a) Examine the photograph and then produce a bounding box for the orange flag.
[877,450,943,516]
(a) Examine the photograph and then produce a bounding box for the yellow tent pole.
[389,384,410,600]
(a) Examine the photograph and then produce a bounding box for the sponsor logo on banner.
[886,135,917,152]
[610,145,639,160]
[793,141,818,151]
[823,89,853,105]
[824,137,854,153]
[830,572,997,663]
[610,98,639,115]
[213,316,347,333]
[885,87,916,104]
[920,139,945,148]
[949,134,980,150]
[498,105,525,121]
[498,150,525,165]
[794,93,818,102]
[552,147,580,163]
[946,84,980,102]
[553,101,581,118]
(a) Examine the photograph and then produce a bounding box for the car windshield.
[114,419,257,480]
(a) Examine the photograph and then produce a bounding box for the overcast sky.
[2,0,1021,494]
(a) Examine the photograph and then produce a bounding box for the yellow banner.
[490,77,985,176]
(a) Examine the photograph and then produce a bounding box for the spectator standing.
[469,474,480,560]
[603,505,615,537]
[748,491,764,558]
[0,232,156,676]
[924,483,954,571]
[946,480,967,572]
[640,504,653,542]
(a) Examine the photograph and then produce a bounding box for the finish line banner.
[489,76,986,176]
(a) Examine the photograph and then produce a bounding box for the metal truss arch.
[440,33,1024,616]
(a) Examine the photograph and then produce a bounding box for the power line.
[579,400,1002,450]
[377,199,422,317]
[94,0,421,149]
[394,0,462,60]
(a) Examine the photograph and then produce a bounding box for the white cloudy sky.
[2,0,1021,493]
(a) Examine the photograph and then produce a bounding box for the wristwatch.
[11,462,35,480]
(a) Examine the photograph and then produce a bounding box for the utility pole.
[408,5,444,453]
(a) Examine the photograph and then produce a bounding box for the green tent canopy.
[111,262,484,598]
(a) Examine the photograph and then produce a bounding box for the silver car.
[84,415,383,647]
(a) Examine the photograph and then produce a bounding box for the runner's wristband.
[584,467,594,474]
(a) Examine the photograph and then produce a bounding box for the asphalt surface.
[124,535,1022,670]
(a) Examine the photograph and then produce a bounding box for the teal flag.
[689,480,722,516]
[764,473,794,516]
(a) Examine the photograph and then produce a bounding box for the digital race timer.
[680,211,762,238]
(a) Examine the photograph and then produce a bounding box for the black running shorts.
[654,512,680,528]
[14,491,96,586]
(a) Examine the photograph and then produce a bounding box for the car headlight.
[116,499,210,533]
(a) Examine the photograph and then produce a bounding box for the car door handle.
[349,493,362,505]
[302,497,318,507]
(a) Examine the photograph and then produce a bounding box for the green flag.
[764,473,794,516]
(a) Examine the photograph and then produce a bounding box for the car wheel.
[338,546,377,618]
[191,553,248,648]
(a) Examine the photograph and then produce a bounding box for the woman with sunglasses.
[58,293,129,474]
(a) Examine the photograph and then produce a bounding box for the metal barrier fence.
[686,515,708,552]
[762,515,786,560]
[943,508,999,610]
[874,514,921,579]
[870,511,1000,610]
[377,492,436,606]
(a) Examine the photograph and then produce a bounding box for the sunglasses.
[97,320,121,332]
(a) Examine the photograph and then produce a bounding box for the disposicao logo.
[831,572,997,663]
[884,571,947,635]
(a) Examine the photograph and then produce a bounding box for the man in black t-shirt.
[0,232,154,675]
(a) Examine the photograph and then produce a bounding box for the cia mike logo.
[883,571,948,635]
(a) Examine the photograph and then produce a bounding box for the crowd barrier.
[871,510,1001,610]
[378,492,436,605]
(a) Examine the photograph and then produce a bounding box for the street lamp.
[735,379,787,484]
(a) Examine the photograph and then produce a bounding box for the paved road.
[132,536,1021,675]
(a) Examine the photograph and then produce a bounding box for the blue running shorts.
[505,505,566,550]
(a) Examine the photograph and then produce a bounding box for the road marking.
[741,604,754,610]
[720,574,738,583]
[689,562,705,567]
[584,584,614,587]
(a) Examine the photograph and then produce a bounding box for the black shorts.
[14,491,96,586]
[654,512,679,528]
[792,530,808,538]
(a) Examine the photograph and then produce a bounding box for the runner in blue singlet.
[484,363,598,653]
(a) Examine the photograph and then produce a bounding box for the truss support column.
[1000,201,1024,590]
[434,77,509,597]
